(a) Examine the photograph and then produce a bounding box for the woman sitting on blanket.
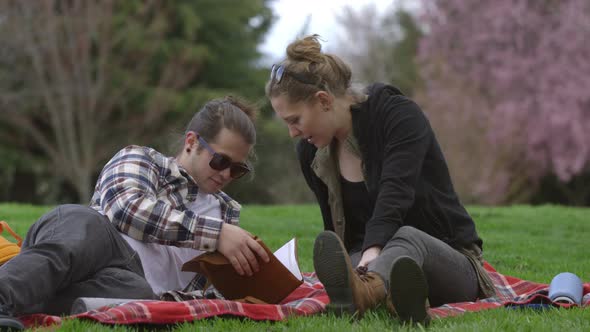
[0,96,269,330]
[265,35,496,325]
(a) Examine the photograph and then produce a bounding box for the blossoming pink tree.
[419,0,590,204]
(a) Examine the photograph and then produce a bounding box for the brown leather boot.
[313,231,386,318]
[387,255,431,326]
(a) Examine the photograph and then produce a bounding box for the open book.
[181,237,303,304]
[273,238,302,281]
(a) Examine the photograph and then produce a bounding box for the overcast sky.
[259,0,400,62]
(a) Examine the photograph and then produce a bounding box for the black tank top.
[340,175,372,251]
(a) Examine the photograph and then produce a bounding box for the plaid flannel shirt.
[90,145,241,291]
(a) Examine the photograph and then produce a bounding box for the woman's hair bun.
[286,34,325,63]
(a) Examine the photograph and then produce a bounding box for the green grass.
[0,203,589,331]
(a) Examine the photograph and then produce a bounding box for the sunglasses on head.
[270,64,320,86]
[197,135,251,179]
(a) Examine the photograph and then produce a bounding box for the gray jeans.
[0,204,156,315]
[352,226,479,307]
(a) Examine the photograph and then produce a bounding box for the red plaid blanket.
[20,263,589,328]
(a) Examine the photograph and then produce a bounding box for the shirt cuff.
[190,216,224,252]
[362,221,399,252]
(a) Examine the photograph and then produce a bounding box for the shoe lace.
[355,266,374,282]
[355,266,386,298]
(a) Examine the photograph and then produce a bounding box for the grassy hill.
[0,203,588,331]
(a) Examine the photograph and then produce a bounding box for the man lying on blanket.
[0,97,269,331]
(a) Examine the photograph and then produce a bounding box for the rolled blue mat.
[70,297,153,314]
[548,272,583,305]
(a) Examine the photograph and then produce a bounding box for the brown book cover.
[181,237,303,304]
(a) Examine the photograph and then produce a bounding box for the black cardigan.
[297,83,483,251]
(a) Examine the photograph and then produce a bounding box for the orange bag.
[0,221,22,265]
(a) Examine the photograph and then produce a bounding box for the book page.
[273,238,302,281]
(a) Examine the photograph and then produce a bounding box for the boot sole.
[313,231,356,316]
[0,316,24,331]
[389,256,430,325]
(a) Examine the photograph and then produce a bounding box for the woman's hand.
[217,223,270,276]
[357,246,382,268]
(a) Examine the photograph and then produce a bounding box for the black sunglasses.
[197,135,251,179]
[270,64,320,86]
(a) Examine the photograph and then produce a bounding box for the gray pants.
[352,226,479,307]
[0,204,156,315]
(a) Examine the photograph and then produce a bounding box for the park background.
[0,0,588,207]
[0,1,589,330]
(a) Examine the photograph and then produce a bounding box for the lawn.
[0,203,589,331]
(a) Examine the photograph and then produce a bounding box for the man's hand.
[217,223,270,276]
[357,246,382,268]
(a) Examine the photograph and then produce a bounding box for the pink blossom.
[419,0,590,202]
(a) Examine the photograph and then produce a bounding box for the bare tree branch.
[0,0,200,202]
